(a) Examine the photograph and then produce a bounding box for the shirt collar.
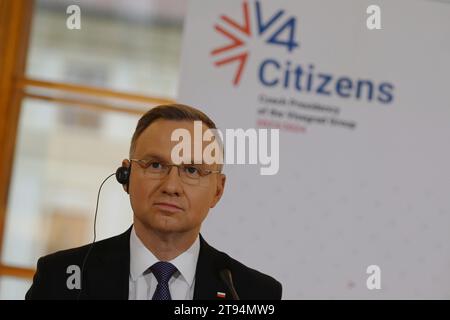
[129,226,200,287]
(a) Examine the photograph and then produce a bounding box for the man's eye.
[185,166,199,175]
[149,162,162,169]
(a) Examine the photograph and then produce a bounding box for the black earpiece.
[115,166,130,185]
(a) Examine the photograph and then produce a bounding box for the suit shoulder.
[38,232,125,266]
[39,228,130,265]
[26,230,130,299]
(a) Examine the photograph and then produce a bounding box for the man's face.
[124,119,225,235]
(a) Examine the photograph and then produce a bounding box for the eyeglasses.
[130,158,221,186]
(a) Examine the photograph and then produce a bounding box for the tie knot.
[150,261,177,284]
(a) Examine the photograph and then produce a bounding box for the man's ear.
[122,159,130,167]
[210,174,226,208]
[121,159,131,193]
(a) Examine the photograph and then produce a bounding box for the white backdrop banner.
[177,0,450,298]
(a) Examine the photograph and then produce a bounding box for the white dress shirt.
[128,226,200,300]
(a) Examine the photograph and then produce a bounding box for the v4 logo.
[211,1,299,86]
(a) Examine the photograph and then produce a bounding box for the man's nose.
[160,166,183,196]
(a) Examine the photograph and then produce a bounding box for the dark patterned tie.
[150,261,178,300]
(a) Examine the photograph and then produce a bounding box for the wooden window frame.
[0,0,175,280]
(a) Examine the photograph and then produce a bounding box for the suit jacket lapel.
[193,235,233,300]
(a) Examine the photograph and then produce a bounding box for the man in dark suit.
[26,104,282,300]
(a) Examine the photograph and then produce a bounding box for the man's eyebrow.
[140,153,169,162]
[137,153,214,166]
[140,153,207,166]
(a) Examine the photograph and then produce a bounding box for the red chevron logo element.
[211,1,251,86]
[214,52,249,86]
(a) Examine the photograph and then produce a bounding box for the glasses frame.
[129,158,222,185]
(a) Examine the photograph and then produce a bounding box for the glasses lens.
[141,160,166,179]
[179,165,201,185]
[137,160,214,186]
